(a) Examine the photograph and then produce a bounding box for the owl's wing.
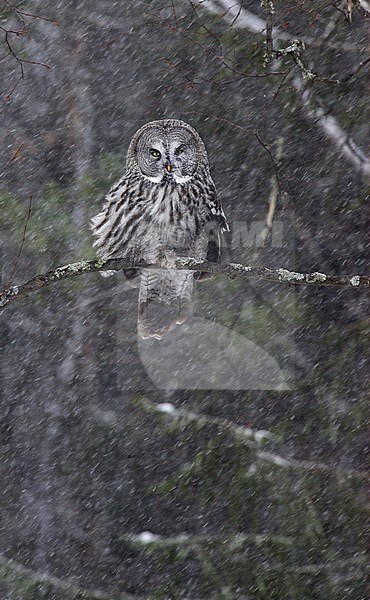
[206,185,230,233]
[206,185,229,260]
[91,174,135,259]
[194,188,228,280]
[192,229,221,282]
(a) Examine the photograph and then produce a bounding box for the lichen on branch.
[0,257,369,309]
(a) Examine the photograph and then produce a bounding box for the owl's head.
[127,119,208,184]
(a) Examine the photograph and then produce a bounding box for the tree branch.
[204,0,370,175]
[0,258,369,309]
[0,552,143,600]
[139,399,367,481]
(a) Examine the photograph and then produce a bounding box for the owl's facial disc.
[135,127,198,184]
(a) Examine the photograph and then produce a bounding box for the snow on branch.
[124,531,293,548]
[0,257,369,308]
[293,75,370,174]
[140,398,367,481]
[120,532,366,578]
[140,398,273,443]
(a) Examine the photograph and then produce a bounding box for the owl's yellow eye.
[175,145,185,156]
[150,148,161,158]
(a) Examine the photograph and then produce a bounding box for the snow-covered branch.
[140,399,367,481]
[293,75,370,174]
[0,257,368,309]
[140,398,273,443]
[122,532,366,579]
[124,531,293,548]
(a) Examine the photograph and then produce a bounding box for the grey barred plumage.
[91,119,229,339]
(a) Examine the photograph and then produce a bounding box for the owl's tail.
[138,269,194,340]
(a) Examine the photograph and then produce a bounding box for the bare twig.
[4,195,33,289]
[0,142,24,179]
[186,111,283,186]
[3,0,58,25]
[188,0,224,54]
[338,54,370,83]
[148,8,287,81]
[254,129,282,188]
[0,257,368,309]
[1,5,56,100]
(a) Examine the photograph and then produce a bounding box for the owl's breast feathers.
[91,172,228,262]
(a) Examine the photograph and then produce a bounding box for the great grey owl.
[91,119,229,340]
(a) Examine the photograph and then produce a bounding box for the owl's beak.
[165,162,172,173]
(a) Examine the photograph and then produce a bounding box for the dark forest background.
[0,1,368,599]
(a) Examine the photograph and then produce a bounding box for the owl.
[91,119,229,340]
